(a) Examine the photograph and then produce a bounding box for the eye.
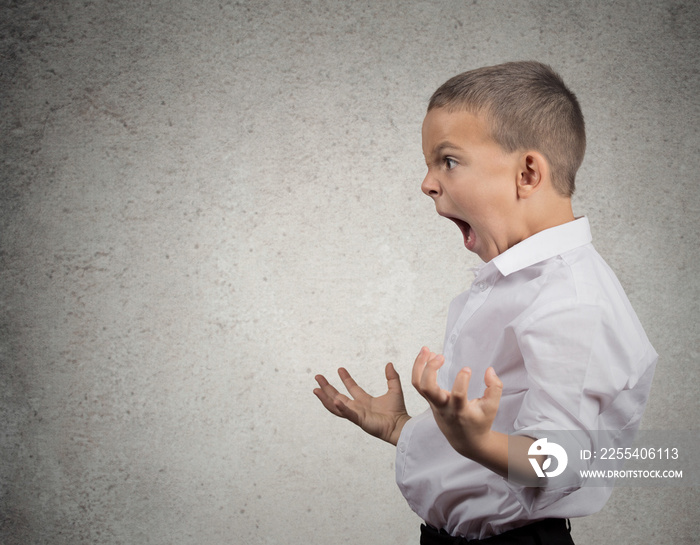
[443,157,458,170]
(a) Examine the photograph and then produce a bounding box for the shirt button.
[450,334,457,343]
[476,282,488,292]
[398,442,406,453]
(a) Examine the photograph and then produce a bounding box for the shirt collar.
[490,217,593,277]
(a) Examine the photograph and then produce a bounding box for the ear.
[516,151,549,199]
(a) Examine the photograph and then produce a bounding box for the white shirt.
[395,217,657,539]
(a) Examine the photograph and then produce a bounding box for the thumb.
[385,362,403,392]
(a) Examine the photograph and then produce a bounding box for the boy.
[313,61,656,544]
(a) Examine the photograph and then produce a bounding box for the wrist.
[389,413,412,446]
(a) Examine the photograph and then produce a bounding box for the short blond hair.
[428,61,585,197]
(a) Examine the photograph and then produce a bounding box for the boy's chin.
[467,238,496,262]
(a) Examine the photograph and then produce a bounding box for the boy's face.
[421,107,522,262]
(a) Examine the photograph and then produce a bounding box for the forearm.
[455,431,542,486]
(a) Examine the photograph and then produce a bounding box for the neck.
[519,196,575,243]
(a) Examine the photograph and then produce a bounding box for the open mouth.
[446,216,474,249]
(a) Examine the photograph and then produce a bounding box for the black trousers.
[420,519,575,545]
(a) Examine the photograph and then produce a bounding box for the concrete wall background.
[1,0,698,543]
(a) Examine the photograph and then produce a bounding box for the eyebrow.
[431,141,463,156]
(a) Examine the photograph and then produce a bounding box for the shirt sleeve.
[504,297,656,512]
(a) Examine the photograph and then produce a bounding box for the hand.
[314,363,411,445]
[411,347,503,459]
[411,348,540,483]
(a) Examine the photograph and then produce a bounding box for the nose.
[421,170,441,198]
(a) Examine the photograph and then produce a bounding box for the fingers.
[410,346,435,388]
[450,367,472,410]
[482,366,503,412]
[450,367,502,412]
[313,368,370,421]
[313,374,349,417]
[337,367,369,401]
[334,397,361,427]
[412,346,448,407]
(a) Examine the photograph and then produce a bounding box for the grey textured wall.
[1,1,698,543]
